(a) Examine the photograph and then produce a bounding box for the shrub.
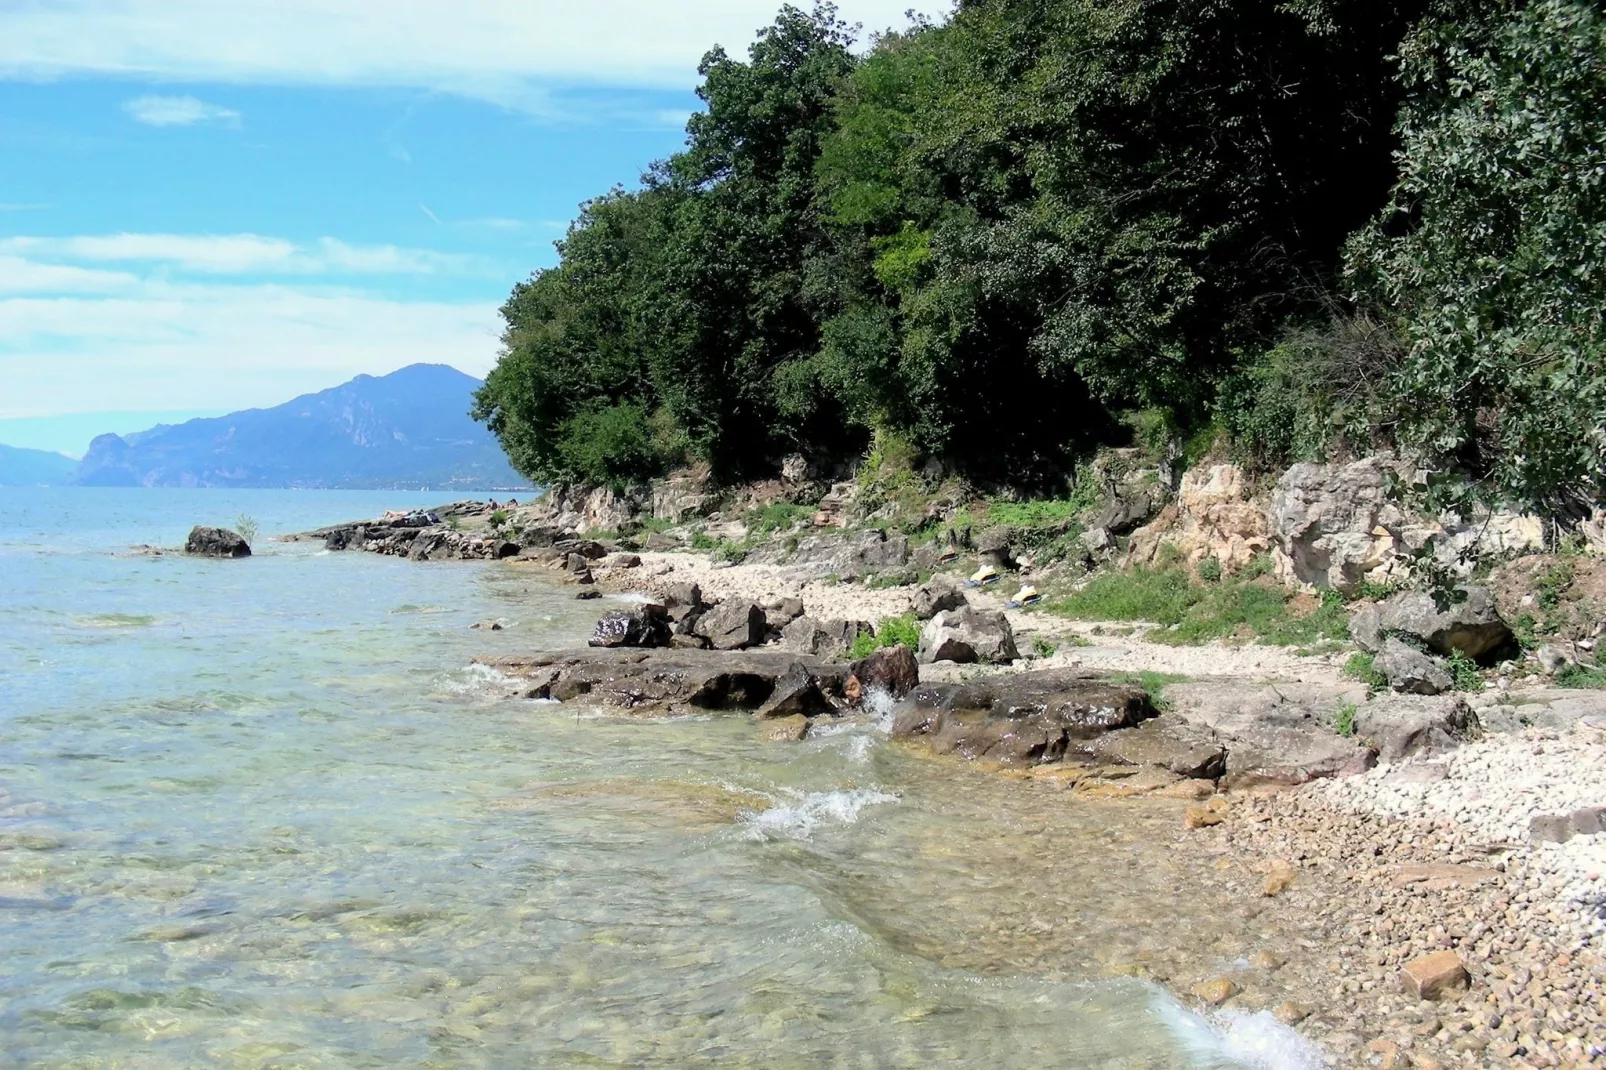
[1032,636,1059,658]
[851,613,922,659]
[1196,557,1223,583]
[1334,702,1358,738]
[743,502,814,535]
[234,513,259,546]
[1447,650,1482,692]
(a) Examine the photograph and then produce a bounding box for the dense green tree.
[1349,0,1606,515]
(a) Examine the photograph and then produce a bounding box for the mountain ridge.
[0,443,80,486]
[70,364,529,490]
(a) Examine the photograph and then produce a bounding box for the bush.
[1447,650,1482,692]
[555,402,673,491]
[851,612,923,659]
[1196,557,1223,583]
[743,502,814,535]
[233,513,259,546]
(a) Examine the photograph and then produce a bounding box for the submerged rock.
[184,526,251,558]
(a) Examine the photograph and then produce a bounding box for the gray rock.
[184,525,251,558]
[409,531,449,561]
[1270,456,1406,593]
[1353,693,1476,761]
[1165,679,1376,787]
[588,605,671,649]
[1375,638,1453,695]
[911,575,967,620]
[1536,642,1578,674]
[694,601,767,651]
[1086,717,1226,779]
[746,529,909,580]
[780,615,871,658]
[763,597,805,632]
[917,607,1019,664]
[754,662,835,719]
[1350,587,1510,658]
[1527,808,1605,844]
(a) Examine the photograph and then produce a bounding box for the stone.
[481,648,850,715]
[184,525,253,558]
[1262,859,1296,897]
[763,597,805,631]
[566,552,590,573]
[1366,1038,1403,1069]
[1400,951,1469,1001]
[911,575,968,620]
[526,482,643,533]
[588,605,672,649]
[917,607,1018,665]
[1085,717,1226,779]
[1536,642,1578,674]
[660,583,703,619]
[1530,807,1606,844]
[1247,949,1286,971]
[1350,587,1510,659]
[754,663,834,719]
[1375,637,1453,695]
[845,645,920,704]
[1185,806,1225,829]
[762,714,810,742]
[1126,464,1270,572]
[609,552,642,568]
[781,616,872,658]
[575,590,602,601]
[1273,1001,1312,1024]
[695,601,767,651]
[1165,679,1377,787]
[1270,456,1408,593]
[1190,978,1240,1005]
[1353,694,1476,762]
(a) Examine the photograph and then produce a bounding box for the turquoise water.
[0,489,1319,1069]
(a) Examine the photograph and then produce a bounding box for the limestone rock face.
[1126,464,1270,572]
[1353,694,1476,762]
[1350,587,1510,658]
[185,526,251,558]
[1374,638,1453,695]
[918,607,1018,664]
[1270,456,1407,593]
[695,601,767,651]
[781,616,871,658]
[527,483,643,532]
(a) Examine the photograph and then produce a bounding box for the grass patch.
[1109,670,1190,711]
[1556,664,1606,690]
[1048,563,1349,647]
[1447,650,1482,691]
[1343,652,1388,690]
[1334,702,1357,738]
[743,502,813,535]
[1032,636,1058,658]
[849,613,923,659]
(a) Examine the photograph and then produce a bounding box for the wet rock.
[1374,637,1452,695]
[911,575,967,620]
[185,525,252,558]
[480,648,849,715]
[845,645,919,704]
[695,601,767,651]
[1190,978,1240,1005]
[1400,951,1469,1001]
[780,615,871,658]
[1353,694,1476,762]
[588,605,672,649]
[1273,1000,1312,1024]
[762,714,810,742]
[1350,586,1510,659]
[917,607,1018,664]
[754,663,835,719]
[1085,716,1225,779]
[575,589,602,600]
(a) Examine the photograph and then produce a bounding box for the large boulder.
[185,526,251,558]
[694,601,767,651]
[780,616,871,658]
[754,662,836,719]
[1349,586,1510,659]
[845,645,920,704]
[1270,456,1407,592]
[1353,694,1477,762]
[1165,679,1376,788]
[911,575,967,620]
[1086,717,1227,780]
[917,607,1018,664]
[526,483,643,532]
[745,529,909,580]
[1374,638,1452,695]
[588,605,672,649]
[892,671,1154,767]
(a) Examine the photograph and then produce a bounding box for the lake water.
[0,488,1324,1068]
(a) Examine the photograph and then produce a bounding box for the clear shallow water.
[0,489,1321,1068]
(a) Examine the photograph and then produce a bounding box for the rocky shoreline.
[289,495,1606,1067]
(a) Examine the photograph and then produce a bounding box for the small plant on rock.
[1343,652,1388,691]
[1334,702,1357,738]
[234,513,259,547]
[1196,557,1223,583]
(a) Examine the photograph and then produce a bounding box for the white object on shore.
[967,564,999,587]
[1007,585,1040,608]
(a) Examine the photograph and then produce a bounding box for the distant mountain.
[71,364,530,490]
[0,444,79,486]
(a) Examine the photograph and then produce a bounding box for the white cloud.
[0,233,484,277]
[122,93,240,126]
[0,2,950,105]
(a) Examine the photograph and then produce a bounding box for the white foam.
[1161,1001,1331,1069]
[741,788,899,840]
[435,662,521,697]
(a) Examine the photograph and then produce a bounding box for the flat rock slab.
[480,648,848,715]
[1167,679,1377,787]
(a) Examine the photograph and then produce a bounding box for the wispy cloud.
[0,2,946,108]
[0,233,487,278]
[122,94,240,127]
[418,204,441,226]
[0,202,51,212]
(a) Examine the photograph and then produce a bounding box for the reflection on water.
[0,489,1322,1068]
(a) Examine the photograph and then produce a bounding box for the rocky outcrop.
[1349,586,1511,659]
[184,526,251,558]
[917,607,1018,664]
[589,605,672,649]
[525,483,643,532]
[891,670,1155,766]
[1352,694,1477,762]
[1165,680,1376,787]
[744,529,909,580]
[845,645,920,704]
[1269,457,1407,592]
[481,648,849,716]
[1126,464,1271,572]
[694,601,767,651]
[780,615,871,658]
[1374,638,1452,695]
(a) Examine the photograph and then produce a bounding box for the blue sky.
[0,1,944,455]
